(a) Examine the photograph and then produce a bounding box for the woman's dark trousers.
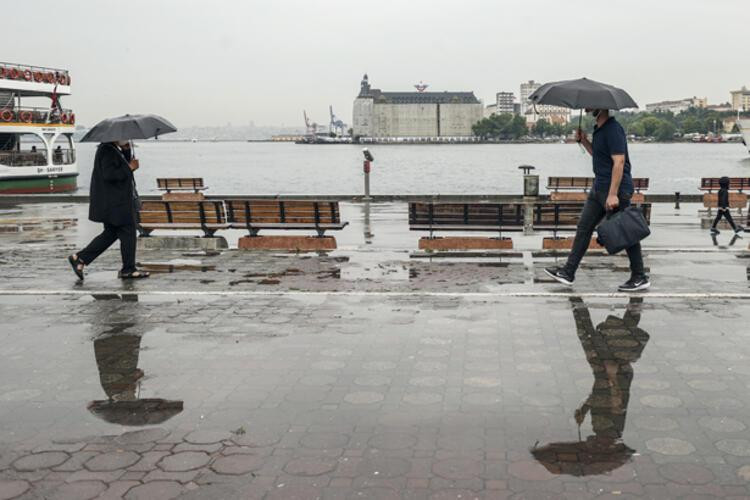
[562,190,645,278]
[711,209,738,231]
[78,223,137,273]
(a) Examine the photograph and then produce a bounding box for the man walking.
[67,141,149,280]
[545,109,649,291]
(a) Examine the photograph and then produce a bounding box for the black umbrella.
[80,114,177,143]
[528,78,638,139]
[528,78,638,110]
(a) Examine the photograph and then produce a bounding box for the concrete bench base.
[137,235,228,251]
[161,192,205,201]
[419,236,513,251]
[542,236,602,250]
[699,214,745,230]
[549,192,645,203]
[238,235,337,251]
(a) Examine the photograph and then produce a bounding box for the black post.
[674,191,681,210]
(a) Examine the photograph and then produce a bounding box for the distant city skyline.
[9,0,748,128]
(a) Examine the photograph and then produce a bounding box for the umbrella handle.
[130,140,136,160]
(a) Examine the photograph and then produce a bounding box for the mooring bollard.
[519,165,538,235]
[362,148,374,200]
[674,191,680,209]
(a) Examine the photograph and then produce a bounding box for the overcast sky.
[10,0,748,128]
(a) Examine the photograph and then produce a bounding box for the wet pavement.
[1,202,750,499]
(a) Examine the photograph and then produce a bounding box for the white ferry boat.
[0,62,77,193]
[739,118,750,155]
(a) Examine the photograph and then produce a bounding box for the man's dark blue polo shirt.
[591,117,633,194]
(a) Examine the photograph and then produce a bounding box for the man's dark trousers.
[563,189,644,277]
[78,223,136,273]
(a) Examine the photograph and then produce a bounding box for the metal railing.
[0,63,70,85]
[52,149,75,165]
[0,150,49,167]
[0,106,75,125]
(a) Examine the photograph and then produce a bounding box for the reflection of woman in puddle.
[532,297,650,476]
[88,333,182,426]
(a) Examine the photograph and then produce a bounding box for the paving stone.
[98,480,141,500]
[143,468,200,483]
[128,451,172,472]
[265,484,322,500]
[124,480,183,500]
[658,463,715,484]
[184,430,231,445]
[12,451,68,471]
[283,457,338,476]
[210,454,265,475]
[432,458,483,480]
[115,428,170,445]
[344,392,384,405]
[715,439,750,457]
[51,480,107,500]
[646,438,697,456]
[158,452,211,472]
[300,433,349,449]
[65,469,125,483]
[85,450,140,471]
[355,457,411,478]
[0,480,29,500]
[368,433,418,450]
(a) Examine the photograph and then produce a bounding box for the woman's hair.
[719,176,730,188]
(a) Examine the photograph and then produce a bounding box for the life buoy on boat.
[19,111,33,123]
[33,71,44,82]
[57,73,67,85]
[69,113,75,125]
[9,68,19,80]
[0,109,13,122]
[60,113,69,124]
[45,72,55,84]
[23,69,32,81]
[0,67,5,79]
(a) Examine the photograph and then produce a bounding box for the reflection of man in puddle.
[532,297,649,476]
[88,314,182,426]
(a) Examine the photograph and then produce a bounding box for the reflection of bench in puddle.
[0,217,77,233]
[407,260,526,285]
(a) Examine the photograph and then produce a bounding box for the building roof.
[361,89,480,104]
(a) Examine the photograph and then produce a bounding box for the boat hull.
[0,173,78,194]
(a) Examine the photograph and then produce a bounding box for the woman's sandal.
[118,270,150,280]
[67,255,85,280]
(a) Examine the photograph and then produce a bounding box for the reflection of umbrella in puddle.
[88,333,182,426]
[531,436,634,476]
[88,399,182,426]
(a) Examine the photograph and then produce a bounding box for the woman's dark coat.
[88,143,136,226]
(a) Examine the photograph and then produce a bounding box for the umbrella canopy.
[80,114,177,143]
[528,78,638,111]
[531,437,634,476]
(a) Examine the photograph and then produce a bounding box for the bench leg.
[139,228,152,237]
[316,229,327,238]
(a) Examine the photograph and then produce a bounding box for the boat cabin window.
[0,133,47,167]
[52,134,75,165]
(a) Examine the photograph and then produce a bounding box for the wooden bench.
[138,201,227,237]
[547,176,649,202]
[409,202,524,250]
[700,177,750,211]
[157,178,207,201]
[532,201,651,249]
[225,199,348,250]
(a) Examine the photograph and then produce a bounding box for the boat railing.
[0,150,48,167]
[52,149,76,165]
[0,63,70,85]
[0,106,75,125]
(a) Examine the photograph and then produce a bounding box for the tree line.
[472,107,746,141]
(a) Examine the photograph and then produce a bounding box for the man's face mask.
[589,109,603,119]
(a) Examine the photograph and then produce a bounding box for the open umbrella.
[528,78,638,137]
[80,114,177,143]
[531,436,635,476]
[87,399,184,426]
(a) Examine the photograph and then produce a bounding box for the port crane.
[328,106,347,137]
[303,111,322,136]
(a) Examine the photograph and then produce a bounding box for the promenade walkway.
[1,201,750,499]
